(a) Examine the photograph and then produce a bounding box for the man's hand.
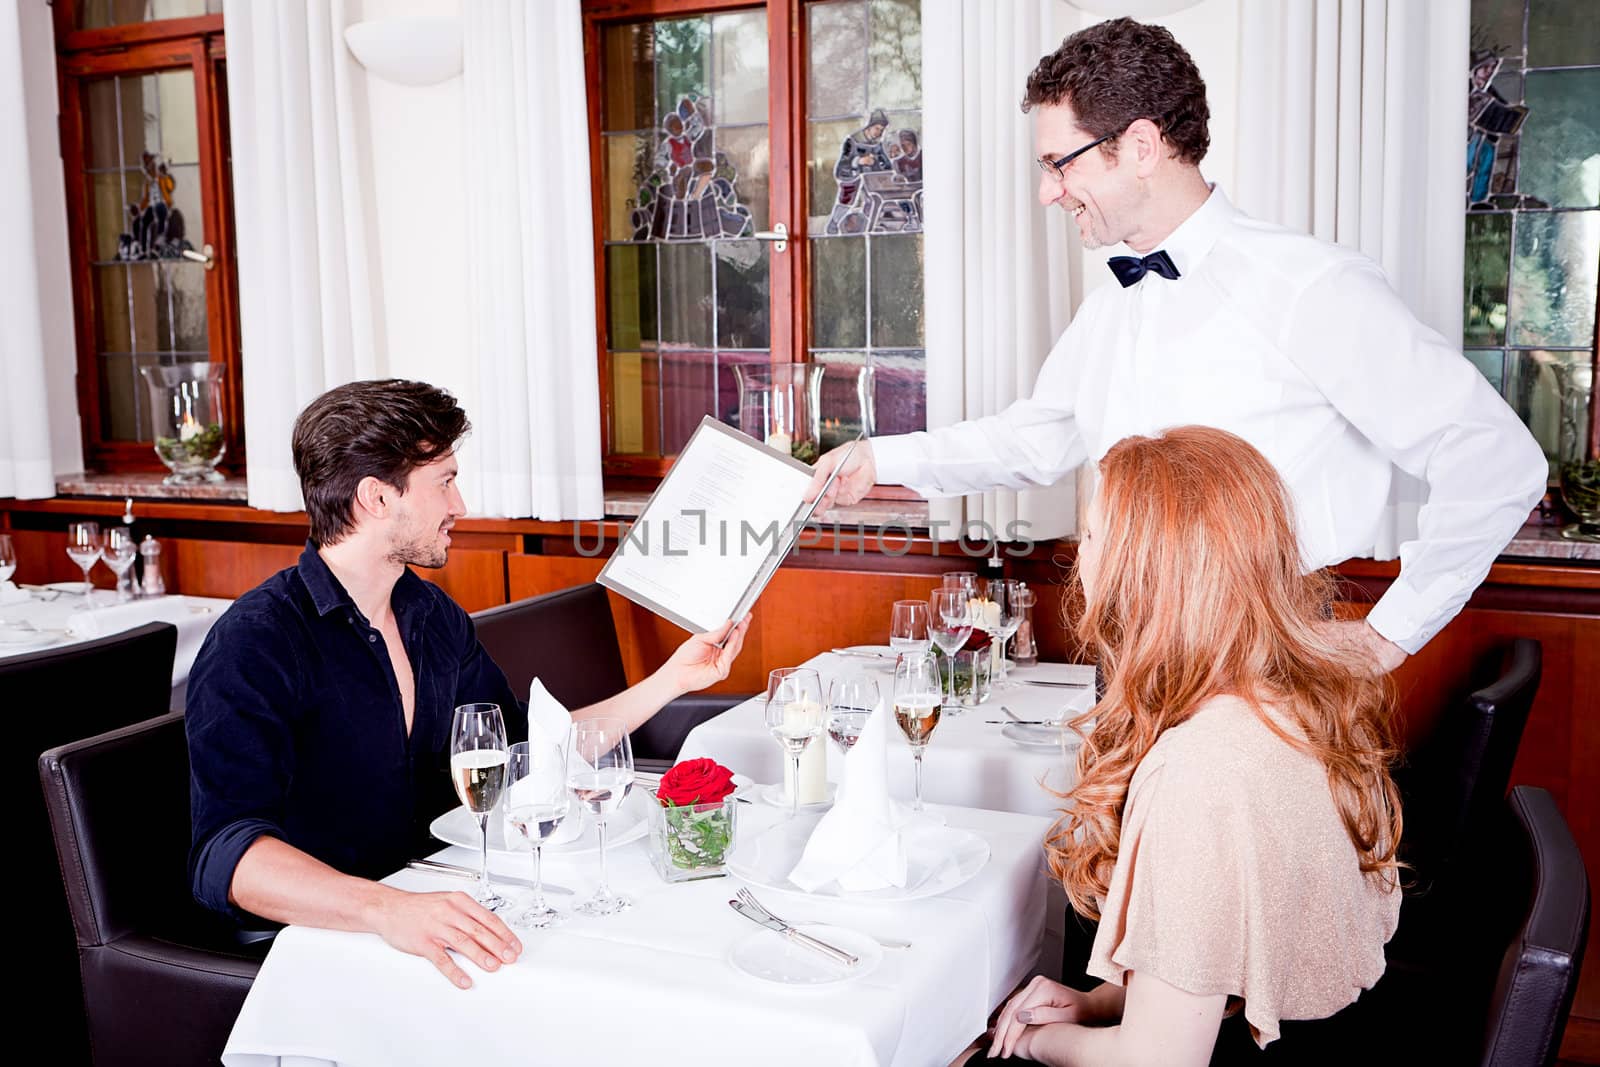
[659,614,752,696]
[1319,619,1409,675]
[804,440,878,514]
[368,887,521,989]
[988,975,1095,1059]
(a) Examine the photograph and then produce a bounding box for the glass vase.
[649,796,738,883]
[731,363,825,464]
[142,363,226,484]
[1553,362,1598,542]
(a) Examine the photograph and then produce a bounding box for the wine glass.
[927,589,975,707]
[568,717,634,916]
[941,571,977,596]
[449,702,510,912]
[826,674,880,755]
[988,579,1025,685]
[65,522,102,605]
[764,667,824,819]
[0,534,16,585]
[104,528,138,602]
[504,738,570,929]
[889,599,931,656]
[893,650,943,813]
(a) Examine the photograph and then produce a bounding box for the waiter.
[806,18,1546,672]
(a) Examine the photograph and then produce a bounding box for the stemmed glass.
[764,667,824,819]
[893,650,943,813]
[986,579,1025,686]
[449,702,510,912]
[504,737,570,929]
[65,522,102,605]
[889,599,931,656]
[568,717,634,916]
[0,534,16,585]
[104,528,138,602]
[941,571,978,596]
[927,589,975,708]
[826,674,880,755]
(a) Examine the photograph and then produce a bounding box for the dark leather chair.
[40,712,267,1067]
[472,583,752,767]
[7,621,178,1066]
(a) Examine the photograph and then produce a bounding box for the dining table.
[222,799,1055,1067]
[0,586,232,707]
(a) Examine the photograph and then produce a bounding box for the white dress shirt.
[872,188,1547,653]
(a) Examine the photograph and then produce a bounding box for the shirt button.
[368,634,377,643]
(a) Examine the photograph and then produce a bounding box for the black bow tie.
[1107,250,1181,287]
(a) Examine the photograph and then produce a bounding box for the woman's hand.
[659,614,753,696]
[988,976,1094,1058]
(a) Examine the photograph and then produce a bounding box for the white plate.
[758,782,837,811]
[834,645,899,670]
[1001,722,1069,750]
[0,625,67,652]
[728,815,990,902]
[728,923,883,986]
[429,787,651,857]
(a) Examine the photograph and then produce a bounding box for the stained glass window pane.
[609,351,657,456]
[1527,0,1600,67]
[658,242,714,348]
[603,22,655,131]
[870,234,924,347]
[811,236,867,349]
[1507,350,1593,464]
[1518,70,1600,209]
[715,125,770,232]
[715,240,770,350]
[603,133,653,242]
[1464,349,1506,393]
[606,245,658,350]
[661,350,718,454]
[655,17,711,123]
[1465,212,1512,345]
[711,10,767,126]
[78,0,218,29]
[872,350,927,436]
[808,1,868,118]
[1470,0,1524,58]
[1508,210,1599,348]
[868,0,921,110]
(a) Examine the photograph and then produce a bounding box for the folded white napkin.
[65,596,201,639]
[788,696,912,892]
[502,679,583,846]
[0,582,27,606]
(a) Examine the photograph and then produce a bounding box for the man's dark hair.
[1022,18,1210,166]
[292,379,470,546]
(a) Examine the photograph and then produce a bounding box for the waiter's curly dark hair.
[1022,18,1210,167]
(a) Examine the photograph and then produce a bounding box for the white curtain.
[921,0,1081,543]
[225,0,384,511]
[460,0,603,520]
[1235,0,1469,556]
[0,1,83,497]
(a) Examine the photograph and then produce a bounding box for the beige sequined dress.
[1085,694,1400,1047]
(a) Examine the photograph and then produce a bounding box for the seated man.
[186,380,750,989]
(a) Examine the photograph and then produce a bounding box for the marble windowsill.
[1498,521,1600,562]
[55,471,249,502]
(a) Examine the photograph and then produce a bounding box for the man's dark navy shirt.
[186,542,523,920]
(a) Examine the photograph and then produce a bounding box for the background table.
[0,589,231,707]
[223,803,1053,1067]
[680,653,1097,818]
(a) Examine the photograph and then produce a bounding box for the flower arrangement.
[651,758,739,881]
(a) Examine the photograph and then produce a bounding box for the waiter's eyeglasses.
[1036,132,1115,183]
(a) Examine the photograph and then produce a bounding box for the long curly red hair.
[1046,427,1402,920]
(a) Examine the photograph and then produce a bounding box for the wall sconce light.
[344,15,463,87]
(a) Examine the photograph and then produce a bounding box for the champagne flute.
[449,702,510,912]
[0,534,15,585]
[927,589,974,707]
[65,522,102,605]
[568,717,634,916]
[889,599,931,656]
[504,738,570,929]
[104,528,138,602]
[764,667,824,819]
[827,674,880,754]
[893,650,943,813]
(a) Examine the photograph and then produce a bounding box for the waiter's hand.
[805,440,878,514]
[1319,619,1408,675]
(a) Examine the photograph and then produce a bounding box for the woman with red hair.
[985,426,1402,1065]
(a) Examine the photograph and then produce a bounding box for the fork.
[736,888,911,952]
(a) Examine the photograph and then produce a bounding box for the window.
[586,0,925,485]
[1465,0,1599,478]
[53,0,243,475]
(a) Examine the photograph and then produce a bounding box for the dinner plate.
[1000,722,1070,750]
[0,624,67,652]
[727,815,990,902]
[834,645,899,670]
[727,923,883,986]
[429,787,651,857]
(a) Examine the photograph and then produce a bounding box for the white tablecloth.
[680,654,1097,818]
[223,803,1053,1067]
[0,590,231,707]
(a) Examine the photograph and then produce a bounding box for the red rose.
[656,758,736,807]
[961,630,992,652]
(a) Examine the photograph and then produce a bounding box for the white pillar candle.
[782,698,827,805]
[765,430,793,454]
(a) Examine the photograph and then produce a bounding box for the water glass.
[765,667,824,818]
[449,703,510,911]
[888,599,930,656]
[65,522,102,605]
[927,589,974,704]
[826,674,880,754]
[104,528,138,601]
[941,571,977,596]
[953,649,991,707]
[505,738,570,929]
[569,717,634,916]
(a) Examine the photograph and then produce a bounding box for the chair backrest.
[9,621,179,1063]
[471,584,629,709]
[1480,786,1590,1067]
[1400,638,1541,882]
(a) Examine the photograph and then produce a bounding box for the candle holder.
[732,363,825,464]
[142,363,226,485]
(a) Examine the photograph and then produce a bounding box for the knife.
[831,647,892,659]
[1015,678,1091,689]
[728,899,858,966]
[406,858,573,896]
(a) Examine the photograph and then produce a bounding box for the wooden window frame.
[52,3,245,476]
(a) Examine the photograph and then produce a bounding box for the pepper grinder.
[138,535,166,597]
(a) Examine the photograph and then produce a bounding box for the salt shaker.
[139,535,166,597]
